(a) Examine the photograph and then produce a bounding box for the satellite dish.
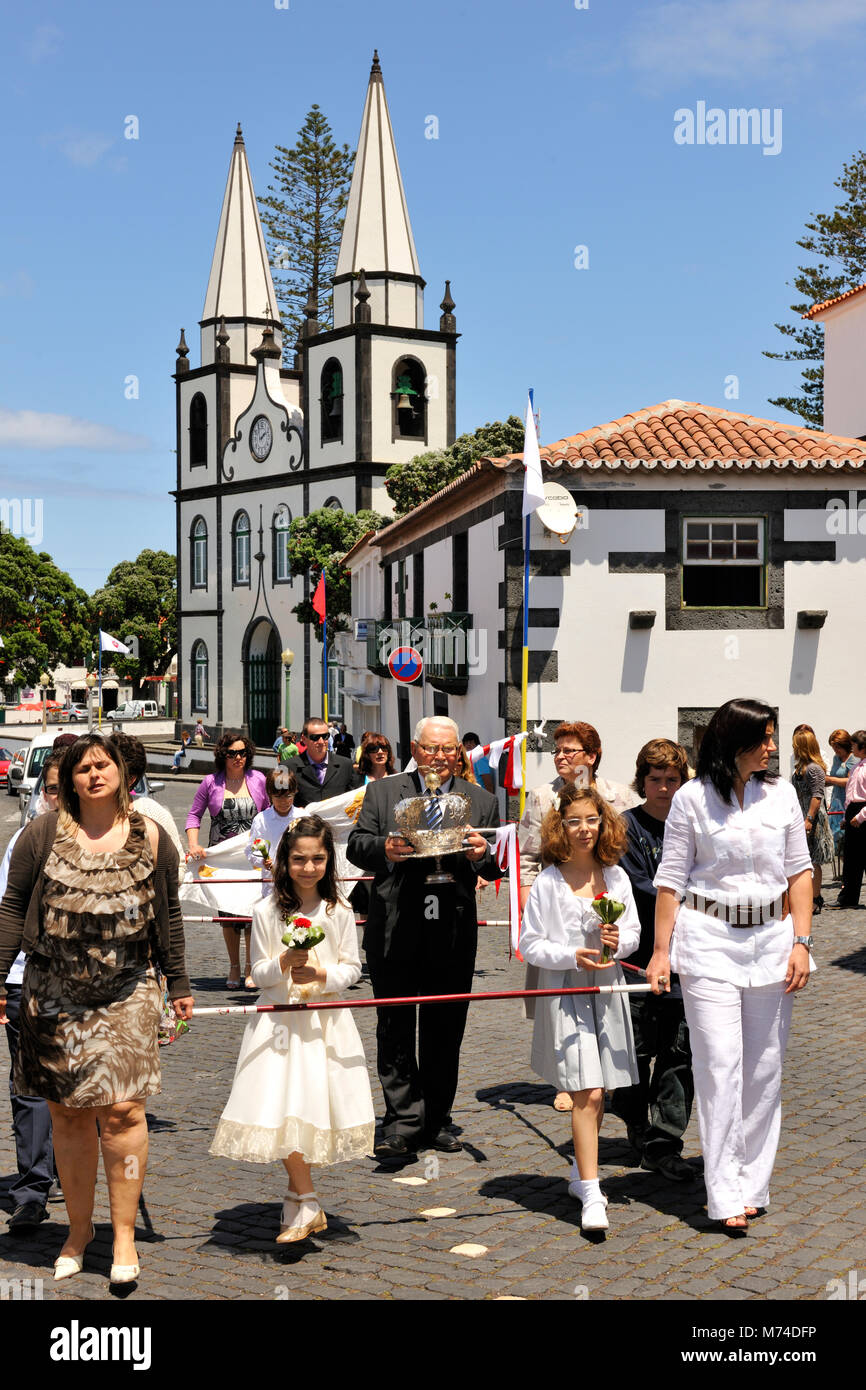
[536,482,581,542]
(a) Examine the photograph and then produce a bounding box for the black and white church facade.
[173,54,457,743]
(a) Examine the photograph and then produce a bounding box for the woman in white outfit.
[647,699,813,1234]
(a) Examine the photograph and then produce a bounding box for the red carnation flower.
[294,916,312,929]
[594,893,606,901]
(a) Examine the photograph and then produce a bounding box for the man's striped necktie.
[425,790,443,829]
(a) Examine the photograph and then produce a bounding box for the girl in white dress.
[520,785,641,1232]
[210,814,375,1244]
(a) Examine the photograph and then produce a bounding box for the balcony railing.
[425,612,473,681]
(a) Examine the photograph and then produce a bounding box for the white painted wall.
[820,295,866,438]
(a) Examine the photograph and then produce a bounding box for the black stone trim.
[332,270,426,288]
[378,495,506,567]
[355,472,373,512]
[446,338,457,446]
[357,332,372,462]
[303,323,458,349]
[178,608,223,617]
[173,461,391,503]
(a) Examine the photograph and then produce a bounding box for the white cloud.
[0,409,151,452]
[625,0,866,84]
[24,24,62,63]
[42,130,115,168]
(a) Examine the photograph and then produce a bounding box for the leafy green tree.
[289,508,387,641]
[89,550,177,696]
[0,527,90,687]
[385,415,526,516]
[765,150,866,427]
[259,105,355,353]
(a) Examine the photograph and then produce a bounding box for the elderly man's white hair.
[413,715,460,744]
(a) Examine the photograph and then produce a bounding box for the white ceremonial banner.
[180,785,368,917]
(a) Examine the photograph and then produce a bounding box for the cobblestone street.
[1,780,865,1312]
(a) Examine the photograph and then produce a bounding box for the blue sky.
[2,0,865,590]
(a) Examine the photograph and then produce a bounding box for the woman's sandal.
[226,973,241,989]
[553,1092,574,1112]
[718,1214,749,1236]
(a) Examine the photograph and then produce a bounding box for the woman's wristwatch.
[793,935,813,948]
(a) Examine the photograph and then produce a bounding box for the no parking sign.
[388,646,424,683]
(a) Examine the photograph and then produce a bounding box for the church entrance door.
[246,622,280,748]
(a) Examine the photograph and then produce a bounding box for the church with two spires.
[172,54,456,743]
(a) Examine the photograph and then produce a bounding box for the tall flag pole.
[312,572,328,722]
[520,390,545,817]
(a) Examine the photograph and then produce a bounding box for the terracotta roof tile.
[530,400,866,471]
[803,283,866,319]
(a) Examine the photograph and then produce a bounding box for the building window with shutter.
[192,640,209,713]
[273,504,291,584]
[681,517,766,608]
[191,517,208,590]
[232,511,251,587]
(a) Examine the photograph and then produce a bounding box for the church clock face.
[249,415,273,461]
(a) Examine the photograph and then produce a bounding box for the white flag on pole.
[522,393,545,519]
[99,630,130,655]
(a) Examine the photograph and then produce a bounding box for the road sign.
[388,646,424,683]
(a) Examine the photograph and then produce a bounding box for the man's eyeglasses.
[564,816,601,829]
[306,733,329,742]
[417,744,458,756]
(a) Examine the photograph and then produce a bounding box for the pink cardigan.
[185,769,269,830]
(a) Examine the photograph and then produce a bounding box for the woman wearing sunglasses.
[358,732,395,784]
[185,731,269,989]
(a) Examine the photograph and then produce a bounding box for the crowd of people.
[0,704,863,1275]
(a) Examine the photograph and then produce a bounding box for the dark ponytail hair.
[696,698,777,803]
[271,815,342,917]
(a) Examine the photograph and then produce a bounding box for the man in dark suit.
[347,717,501,1158]
[287,716,362,807]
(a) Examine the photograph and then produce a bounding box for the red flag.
[312,572,326,624]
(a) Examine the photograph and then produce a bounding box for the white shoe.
[54,1223,95,1281]
[581,1194,609,1231]
[109,1262,140,1284]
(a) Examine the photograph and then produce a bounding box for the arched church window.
[191,516,208,589]
[320,359,343,444]
[232,510,251,586]
[192,640,208,713]
[190,393,207,467]
[392,357,427,442]
[273,504,292,584]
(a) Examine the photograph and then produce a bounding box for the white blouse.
[249,895,362,1000]
[520,863,642,972]
[244,805,301,894]
[654,776,813,987]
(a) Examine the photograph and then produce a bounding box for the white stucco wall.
[820,296,866,438]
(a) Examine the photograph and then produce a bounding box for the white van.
[107,699,159,721]
[6,730,61,799]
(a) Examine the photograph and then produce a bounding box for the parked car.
[62,704,90,722]
[0,746,14,787]
[7,730,59,801]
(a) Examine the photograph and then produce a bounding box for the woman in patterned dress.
[0,735,192,1284]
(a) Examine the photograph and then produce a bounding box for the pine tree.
[765,150,866,427]
[258,106,354,353]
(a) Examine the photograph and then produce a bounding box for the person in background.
[611,739,698,1182]
[286,717,362,807]
[791,729,834,915]
[272,727,288,755]
[826,729,858,857]
[276,730,299,764]
[246,768,301,896]
[357,733,395,784]
[185,731,269,989]
[462,733,494,794]
[0,752,62,1233]
[194,720,206,748]
[172,731,191,774]
[519,720,640,1112]
[108,733,184,865]
[833,729,866,909]
[335,724,355,760]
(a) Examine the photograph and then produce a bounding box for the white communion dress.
[209,895,375,1165]
[519,865,641,1092]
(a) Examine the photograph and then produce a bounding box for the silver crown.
[394,791,471,858]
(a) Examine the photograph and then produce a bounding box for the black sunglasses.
[306,733,329,742]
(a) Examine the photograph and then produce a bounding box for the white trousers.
[679,973,793,1220]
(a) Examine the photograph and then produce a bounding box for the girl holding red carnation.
[519,785,641,1233]
[210,815,374,1244]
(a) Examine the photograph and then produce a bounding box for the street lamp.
[39,671,50,733]
[85,672,97,733]
[281,648,294,730]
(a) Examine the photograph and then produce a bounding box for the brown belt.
[683,890,789,927]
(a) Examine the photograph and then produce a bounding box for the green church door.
[247,627,280,748]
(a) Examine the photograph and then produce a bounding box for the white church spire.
[335,52,421,282]
[201,124,281,365]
